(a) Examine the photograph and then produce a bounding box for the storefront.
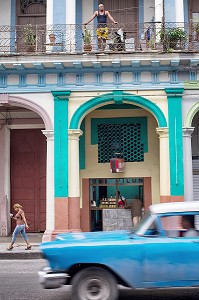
[90,177,144,231]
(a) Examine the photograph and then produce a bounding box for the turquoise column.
[165,88,184,196]
[52,90,71,197]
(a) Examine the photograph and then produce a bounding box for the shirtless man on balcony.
[84,3,117,51]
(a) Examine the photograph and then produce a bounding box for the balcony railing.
[0,22,199,55]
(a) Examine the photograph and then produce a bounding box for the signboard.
[110,158,125,173]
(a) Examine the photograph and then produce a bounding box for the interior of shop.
[90,178,144,231]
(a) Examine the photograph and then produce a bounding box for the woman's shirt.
[15,209,25,225]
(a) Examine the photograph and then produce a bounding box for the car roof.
[149,201,199,214]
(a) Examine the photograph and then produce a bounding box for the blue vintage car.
[38,201,199,300]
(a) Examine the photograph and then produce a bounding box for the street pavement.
[0,233,43,259]
[1,260,199,300]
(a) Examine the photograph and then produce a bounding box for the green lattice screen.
[98,123,144,163]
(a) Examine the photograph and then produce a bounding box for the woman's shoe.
[7,246,13,251]
[25,245,32,250]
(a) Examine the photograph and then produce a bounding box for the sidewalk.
[0,233,43,259]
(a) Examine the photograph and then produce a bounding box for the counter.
[102,209,132,231]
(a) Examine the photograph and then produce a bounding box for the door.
[98,0,139,49]
[100,0,138,24]
[11,129,46,232]
[16,0,46,52]
[143,236,199,287]
[142,214,199,287]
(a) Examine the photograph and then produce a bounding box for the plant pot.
[196,32,199,41]
[83,44,92,52]
[49,34,56,44]
[25,45,36,52]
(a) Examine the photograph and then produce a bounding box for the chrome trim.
[38,267,69,289]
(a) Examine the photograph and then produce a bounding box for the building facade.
[0,0,199,240]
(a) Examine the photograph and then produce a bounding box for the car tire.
[71,267,118,300]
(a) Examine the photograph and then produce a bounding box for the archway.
[185,101,199,201]
[68,92,168,231]
[69,92,167,129]
[0,94,52,235]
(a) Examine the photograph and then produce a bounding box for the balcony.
[0,22,199,56]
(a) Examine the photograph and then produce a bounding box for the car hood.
[40,230,133,250]
[56,230,132,242]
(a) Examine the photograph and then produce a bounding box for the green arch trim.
[185,101,199,127]
[69,92,167,129]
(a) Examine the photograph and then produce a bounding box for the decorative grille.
[98,123,144,163]
[20,0,46,14]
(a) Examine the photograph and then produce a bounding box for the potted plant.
[159,27,186,51]
[83,26,92,52]
[194,23,199,40]
[49,33,56,44]
[23,24,36,52]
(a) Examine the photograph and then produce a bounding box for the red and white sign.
[110,158,125,173]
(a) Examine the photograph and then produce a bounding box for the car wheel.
[71,267,118,300]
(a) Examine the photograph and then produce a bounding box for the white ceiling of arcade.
[0,104,44,127]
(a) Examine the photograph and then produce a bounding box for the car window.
[160,215,199,238]
[160,216,181,237]
[133,212,159,237]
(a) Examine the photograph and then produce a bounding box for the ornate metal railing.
[0,22,199,55]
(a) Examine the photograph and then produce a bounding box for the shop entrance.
[90,178,144,231]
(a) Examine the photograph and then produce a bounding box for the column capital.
[52,91,71,101]
[42,129,54,141]
[68,129,83,140]
[0,93,9,104]
[183,127,195,137]
[156,127,169,137]
[165,88,184,96]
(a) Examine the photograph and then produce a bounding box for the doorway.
[16,0,46,52]
[10,129,46,232]
[90,177,144,231]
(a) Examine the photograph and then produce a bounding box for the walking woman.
[7,203,31,250]
[84,3,117,51]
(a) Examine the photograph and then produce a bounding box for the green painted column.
[165,88,184,196]
[52,91,71,197]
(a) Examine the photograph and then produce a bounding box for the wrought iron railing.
[0,22,199,55]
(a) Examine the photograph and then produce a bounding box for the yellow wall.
[79,108,160,205]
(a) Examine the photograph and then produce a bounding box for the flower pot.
[25,45,36,52]
[49,34,56,44]
[83,44,92,52]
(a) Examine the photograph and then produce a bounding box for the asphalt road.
[0,259,199,300]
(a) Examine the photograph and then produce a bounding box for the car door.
[142,218,199,288]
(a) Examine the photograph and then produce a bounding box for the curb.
[0,244,43,260]
[0,251,43,260]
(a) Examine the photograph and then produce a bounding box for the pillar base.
[42,229,82,242]
[42,230,55,242]
[160,196,184,203]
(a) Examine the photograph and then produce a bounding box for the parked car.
[38,201,199,300]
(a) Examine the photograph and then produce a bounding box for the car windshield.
[131,211,157,236]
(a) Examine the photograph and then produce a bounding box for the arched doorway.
[16,0,46,52]
[190,110,199,201]
[0,94,53,235]
[10,128,46,232]
[16,0,46,25]
[69,92,167,232]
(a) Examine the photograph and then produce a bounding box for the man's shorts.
[96,27,108,40]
